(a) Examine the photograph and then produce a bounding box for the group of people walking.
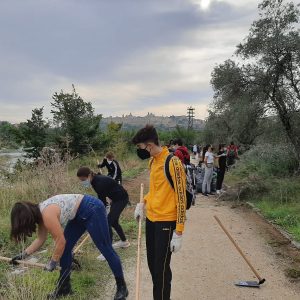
[9,124,238,300]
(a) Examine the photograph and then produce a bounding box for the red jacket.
[174,146,190,165]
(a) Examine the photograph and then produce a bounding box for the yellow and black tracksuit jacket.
[144,147,187,232]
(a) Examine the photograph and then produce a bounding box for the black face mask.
[136,148,151,160]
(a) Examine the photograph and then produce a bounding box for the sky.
[0,0,260,123]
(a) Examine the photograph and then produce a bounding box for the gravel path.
[128,195,299,300]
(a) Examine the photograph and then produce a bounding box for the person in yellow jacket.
[132,125,187,300]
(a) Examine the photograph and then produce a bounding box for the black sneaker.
[202,193,209,197]
[114,284,129,300]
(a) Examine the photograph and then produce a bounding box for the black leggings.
[107,198,128,242]
[216,167,226,190]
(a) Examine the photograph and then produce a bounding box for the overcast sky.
[0,0,260,123]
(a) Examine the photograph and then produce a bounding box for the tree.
[50,85,102,154]
[208,60,264,147]
[236,0,300,170]
[0,121,23,148]
[23,107,48,158]
[209,0,300,171]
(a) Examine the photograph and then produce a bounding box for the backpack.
[150,154,194,209]
[228,147,236,158]
[164,154,194,210]
[176,148,190,165]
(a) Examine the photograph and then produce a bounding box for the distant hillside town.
[101,113,205,130]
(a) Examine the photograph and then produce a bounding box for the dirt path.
[128,196,300,300]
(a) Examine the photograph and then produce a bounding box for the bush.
[234,143,297,178]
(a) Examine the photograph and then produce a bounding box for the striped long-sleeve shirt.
[144,147,187,232]
[98,159,122,183]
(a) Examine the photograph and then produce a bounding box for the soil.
[126,196,300,300]
[103,168,300,300]
[120,164,300,300]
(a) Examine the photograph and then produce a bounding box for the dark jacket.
[91,174,128,206]
[218,150,227,170]
[98,158,122,182]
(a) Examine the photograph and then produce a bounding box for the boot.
[114,277,128,300]
[48,275,73,299]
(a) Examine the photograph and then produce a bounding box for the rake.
[214,216,266,288]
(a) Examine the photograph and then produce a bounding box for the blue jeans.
[60,195,124,280]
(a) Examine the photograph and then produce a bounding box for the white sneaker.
[113,240,131,249]
[216,190,221,195]
[96,254,106,261]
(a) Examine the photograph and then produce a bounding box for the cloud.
[0,0,260,123]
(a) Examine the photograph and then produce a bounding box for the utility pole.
[187,106,195,130]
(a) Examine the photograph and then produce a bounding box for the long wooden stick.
[0,256,60,270]
[214,216,264,282]
[73,234,90,254]
[135,183,144,300]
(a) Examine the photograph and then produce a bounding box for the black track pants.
[107,198,128,242]
[216,167,226,190]
[146,218,176,300]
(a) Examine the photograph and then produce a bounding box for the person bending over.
[98,152,122,184]
[10,194,128,300]
[77,168,130,254]
[132,125,187,300]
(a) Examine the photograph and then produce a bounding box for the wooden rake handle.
[0,255,61,270]
[73,234,90,254]
[214,215,264,283]
[135,183,144,300]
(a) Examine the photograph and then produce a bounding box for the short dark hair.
[77,167,93,177]
[106,152,114,160]
[132,125,159,145]
[172,138,183,146]
[219,143,226,151]
[230,141,234,145]
[11,202,42,242]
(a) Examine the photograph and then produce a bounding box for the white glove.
[170,231,182,253]
[134,203,144,221]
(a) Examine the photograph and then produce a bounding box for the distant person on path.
[98,152,122,184]
[216,144,227,195]
[227,141,239,167]
[10,194,128,300]
[77,168,130,255]
[197,145,201,158]
[193,144,198,157]
[202,144,215,196]
[171,138,190,165]
[132,125,187,300]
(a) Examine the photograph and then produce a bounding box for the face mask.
[107,160,113,164]
[136,148,151,160]
[81,179,91,188]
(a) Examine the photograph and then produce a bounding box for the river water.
[0,149,27,173]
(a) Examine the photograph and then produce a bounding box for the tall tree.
[23,107,48,158]
[51,85,102,154]
[237,0,300,169]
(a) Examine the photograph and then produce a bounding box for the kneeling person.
[10,194,128,300]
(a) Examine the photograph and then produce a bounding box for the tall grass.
[0,151,146,299]
[225,143,300,241]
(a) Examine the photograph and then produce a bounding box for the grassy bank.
[0,152,147,300]
[224,144,300,242]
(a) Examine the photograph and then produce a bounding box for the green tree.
[0,121,23,148]
[23,107,48,158]
[51,86,102,154]
[208,60,264,147]
[236,0,300,169]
